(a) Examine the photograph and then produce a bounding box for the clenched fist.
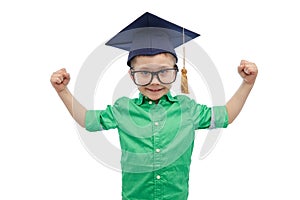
[238,60,258,85]
[50,68,70,93]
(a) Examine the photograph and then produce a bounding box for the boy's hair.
[130,52,177,69]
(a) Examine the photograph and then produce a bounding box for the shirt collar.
[136,92,178,105]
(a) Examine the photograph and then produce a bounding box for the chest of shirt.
[116,102,195,151]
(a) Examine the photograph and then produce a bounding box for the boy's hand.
[238,60,258,85]
[50,68,70,93]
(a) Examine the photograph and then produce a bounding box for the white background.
[1,0,299,199]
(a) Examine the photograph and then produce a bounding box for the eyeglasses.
[130,65,179,86]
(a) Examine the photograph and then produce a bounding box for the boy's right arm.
[50,68,87,128]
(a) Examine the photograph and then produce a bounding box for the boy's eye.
[137,71,151,77]
[159,69,171,77]
[141,71,150,75]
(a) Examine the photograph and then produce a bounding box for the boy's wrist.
[241,80,254,90]
[57,87,70,97]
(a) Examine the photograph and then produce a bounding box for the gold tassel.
[181,29,189,94]
[181,66,189,94]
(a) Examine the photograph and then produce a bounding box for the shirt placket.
[149,103,166,200]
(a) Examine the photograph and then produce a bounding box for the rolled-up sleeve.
[188,97,228,129]
[209,106,228,129]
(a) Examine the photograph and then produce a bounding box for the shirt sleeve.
[187,97,228,129]
[208,106,228,129]
[85,105,118,132]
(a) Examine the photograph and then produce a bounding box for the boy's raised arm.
[226,60,258,124]
[50,68,87,128]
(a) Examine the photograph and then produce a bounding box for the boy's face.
[129,53,176,101]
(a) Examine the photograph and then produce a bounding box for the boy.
[50,12,258,200]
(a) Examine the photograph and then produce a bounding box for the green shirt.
[85,92,228,200]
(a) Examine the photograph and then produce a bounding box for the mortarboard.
[105,12,200,93]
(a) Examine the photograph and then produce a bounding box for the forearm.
[57,88,87,128]
[226,81,254,124]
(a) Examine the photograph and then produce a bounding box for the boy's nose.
[150,75,160,85]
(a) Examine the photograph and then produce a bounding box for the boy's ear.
[128,70,134,81]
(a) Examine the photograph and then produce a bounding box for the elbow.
[79,122,86,129]
[226,105,235,125]
[227,111,237,124]
[228,117,234,125]
[75,120,86,129]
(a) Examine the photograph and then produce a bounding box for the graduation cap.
[105,12,200,93]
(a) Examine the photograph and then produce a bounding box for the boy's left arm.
[226,60,258,124]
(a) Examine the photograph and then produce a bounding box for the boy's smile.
[129,53,176,101]
[142,84,169,101]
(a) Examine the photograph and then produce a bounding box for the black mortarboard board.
[105,12,200,67]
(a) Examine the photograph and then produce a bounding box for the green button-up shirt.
[85,92,228,200]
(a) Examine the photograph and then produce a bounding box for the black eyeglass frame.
[130,65,179,86]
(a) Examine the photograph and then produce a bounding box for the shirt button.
[149,101,152,104]
[156,175,161,180]
[156,148,161,153]
[154,122,159,126]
